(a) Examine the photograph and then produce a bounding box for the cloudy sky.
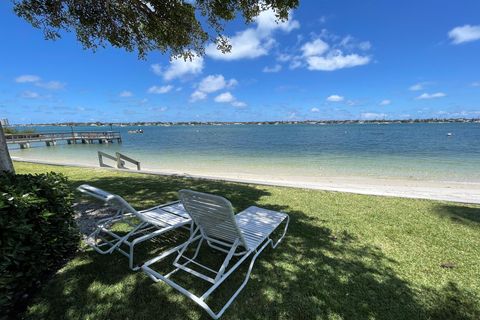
[1,0,480,124]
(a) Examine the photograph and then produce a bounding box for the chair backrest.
[179,190,247,248]
[77,184,137,214]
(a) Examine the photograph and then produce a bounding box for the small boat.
[128,129,144,134]
[447,132,453,136]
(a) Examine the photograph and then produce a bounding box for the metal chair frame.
[142,190,289,319]
[78,184,193,270]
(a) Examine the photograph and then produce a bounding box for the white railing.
[98,151,141,171]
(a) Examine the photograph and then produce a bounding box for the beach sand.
[12,157,480,204]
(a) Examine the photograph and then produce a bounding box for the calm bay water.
[9,123,480,182]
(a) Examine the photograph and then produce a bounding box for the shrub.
[0,172,79,316]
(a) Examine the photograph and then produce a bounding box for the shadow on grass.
[425,282,480,320]
[24,174,480,320]
[434,204,480,226]
[71,173,267,213]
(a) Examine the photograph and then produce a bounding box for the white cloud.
[288,33,371,71]
[339,36,372,52]
[471,81,480,87]
[198,75,237,93]
[36,81,65,90]
[15,75,64,90]
[206,29,273,60]
[119,90,133,97]
[409,84,423,91]
[206,9,299,61]
[15,75,40,83]
[21,91,40,99]
[289,59,303,69]
[190,90,207,102]
[263,64,282,73]
[214,91,246,108]
[448,25,480,44]
[358,41,372,51]
[214,92,235,103]
[255,9,300,35]
[416,92,446,100]
[148,107,168,112]
[190,74,237,102]
[361,112,387,120]
[409,82,431,91]
[379,99,391,106]
[311,107,320,112]
[326,94,344,102]
[148,85,173,94]
[151,55,204,81]
[151,64,162,75]
[305,52,370,71]
[232,101,247,108]
[277,53,293,62]
[301,39,329,57]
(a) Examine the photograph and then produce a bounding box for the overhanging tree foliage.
[0,0,299,173]
[12,0,299,59]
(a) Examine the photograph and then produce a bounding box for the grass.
[14,161,480,319]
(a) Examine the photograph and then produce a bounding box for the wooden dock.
[5,131,122,149]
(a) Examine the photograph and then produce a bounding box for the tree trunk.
[0,122,15,174]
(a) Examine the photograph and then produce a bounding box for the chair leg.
[129,221,192,270]
[142,238,273,319]
[87,218,146,255]
[141,214,290,319]
[271,215,290,249]
[203,239,272,319]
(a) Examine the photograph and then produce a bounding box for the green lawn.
[15,161,480,319]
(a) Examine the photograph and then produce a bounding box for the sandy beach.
[13,157,480,205]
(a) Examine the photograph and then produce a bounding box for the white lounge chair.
[77,184,192,270]
[142,189,289,319]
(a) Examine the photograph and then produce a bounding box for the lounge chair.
[77,184,192,270]
[142,189,289,319]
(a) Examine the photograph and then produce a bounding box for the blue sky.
[1,0,480,124]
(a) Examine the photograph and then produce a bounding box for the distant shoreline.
[12,157,480,205]
[11,118,480,127]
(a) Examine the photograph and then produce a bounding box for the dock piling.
[19,142,30,149]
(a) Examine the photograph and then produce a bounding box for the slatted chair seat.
[138,203,189,227]
[77,184,193,270]
[236,206,288,250]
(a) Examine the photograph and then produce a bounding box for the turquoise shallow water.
[9,123,480,182]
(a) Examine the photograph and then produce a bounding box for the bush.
[0,172,79,316]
